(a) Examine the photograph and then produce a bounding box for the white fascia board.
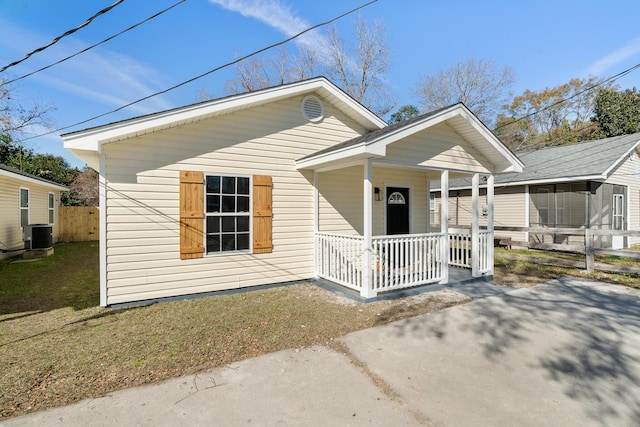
[601,138,640,179]
[442,174,606,191]
[63,78,386,153]
[0,169,69,191]
[296,143,384,170]
[363,105,523,173]
[457,109,524,172]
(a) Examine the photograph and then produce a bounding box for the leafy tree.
[414,58,515,126]
[0,134,34,171]
[222,17,395,116]
[26,154,78,186]
[389,105,420,124]
[592,88,640,137]
[498,77,614,150]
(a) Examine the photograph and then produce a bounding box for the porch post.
[425,178,431,232]
[440,170,449,284]
[487,174,495,275]
[313,170,319,277]
[361,159,375,298]
[471,173,480,277]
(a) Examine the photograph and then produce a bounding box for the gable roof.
[62,77,387,170]
[433,132,640,189]
[296,103,524,174]
[0,163,69,191]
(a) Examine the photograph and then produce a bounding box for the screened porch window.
[205,175,250,254]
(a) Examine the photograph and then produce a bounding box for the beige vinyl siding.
[318,165,431,236]
[607,151,640,245]
[378,123,493,173]
[0,175,61,259]
[102,94,368,305]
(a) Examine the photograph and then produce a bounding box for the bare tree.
[414,58,515,125]
[220,17,395,116]
[325,17,395,115]
[67,167,99,206]
[1,77,53,136]
[289,45,318,81]
[224,57,272,95]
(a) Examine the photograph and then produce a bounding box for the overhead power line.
[0,0,125,73]
[1,0,185,87]
[493,61,640,132]
[15,0,378,143]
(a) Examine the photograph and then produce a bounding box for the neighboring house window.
[48,193,55,224]
[537,189,549,226]
[613,193,624,230]
[20,187,29,228]
[555,190,565,227]
[205,175,251,254]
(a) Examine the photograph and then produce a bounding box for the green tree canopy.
[592,88,640,138]
[389,105,420,124]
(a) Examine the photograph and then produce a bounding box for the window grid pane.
[205,175,251,254]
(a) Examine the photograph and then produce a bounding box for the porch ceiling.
[296,103,523,175]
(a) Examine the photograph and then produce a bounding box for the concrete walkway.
[2,277,639,426]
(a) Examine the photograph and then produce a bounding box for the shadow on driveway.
[341,277,640,426]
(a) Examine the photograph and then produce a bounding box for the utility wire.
[493,61,640,132]
[15,0,378,143]
[1,0,185,87]
[0,0,125,73]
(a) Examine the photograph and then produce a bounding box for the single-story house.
[0,163,68,260]
[430,132,640,249]
[62,77,523,307]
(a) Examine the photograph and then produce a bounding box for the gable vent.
[301,95,324,122]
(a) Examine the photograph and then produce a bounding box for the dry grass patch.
[1,246,470,419]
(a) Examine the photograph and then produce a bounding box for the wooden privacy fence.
[59,206,99,242]
[494,226,640,275]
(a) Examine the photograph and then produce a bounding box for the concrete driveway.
[341,277,640,426]
[2,277,639,426]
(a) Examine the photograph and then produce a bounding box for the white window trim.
[203,174,252,256]
[19,187,30,229]
[48,192,55,225]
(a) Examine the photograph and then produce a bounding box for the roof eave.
[62,77,387,154]
[0,168,69,191]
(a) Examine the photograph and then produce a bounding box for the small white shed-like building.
[63,77,523,307]
[0,164,68,260]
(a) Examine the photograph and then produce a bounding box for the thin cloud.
[208,0,332,59]
[0,18,173,114]
[586,37,640,76]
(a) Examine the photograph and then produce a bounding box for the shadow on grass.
[387,278,640,425]
[0,242,100,315]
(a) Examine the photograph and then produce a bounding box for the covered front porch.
[297,104,523,299]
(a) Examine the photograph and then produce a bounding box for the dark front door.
[386,187,410,235]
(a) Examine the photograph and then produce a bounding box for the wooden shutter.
[253,175,272,254]
[180,171,204,259]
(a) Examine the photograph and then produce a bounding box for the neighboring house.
[62,77,522,307]
[430,133,640,249]
[0,163,68,260]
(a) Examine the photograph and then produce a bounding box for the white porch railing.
[316,228,492,297]
[448,227,493,274]
[315,233,364,291]
[372,233,445,292]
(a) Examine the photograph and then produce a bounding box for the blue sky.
[1,0,640,169]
